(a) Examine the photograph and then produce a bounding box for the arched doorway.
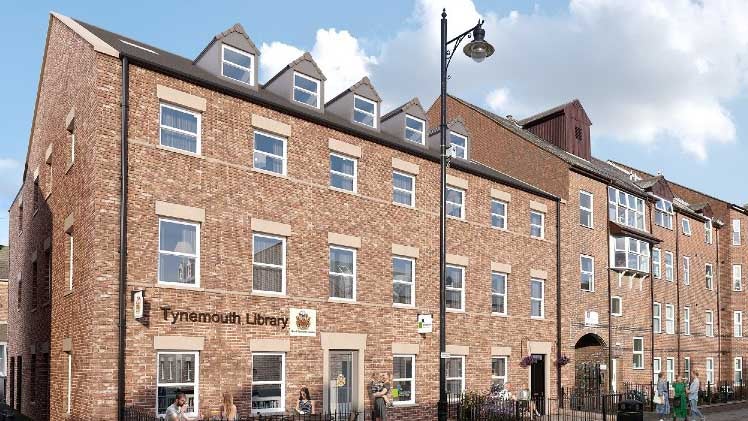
[574,333,607,394]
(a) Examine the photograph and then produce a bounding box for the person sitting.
[295,387,315,415]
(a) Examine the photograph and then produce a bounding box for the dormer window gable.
[381,98,428,145]
[325,77,382,131]
[426,117,470,160]
[194,23,260,89]
[263,52,327,113]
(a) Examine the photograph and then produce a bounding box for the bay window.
[608,187,645,230]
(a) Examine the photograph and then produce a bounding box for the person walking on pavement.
[656,372,670,421]
[689,370,705,421]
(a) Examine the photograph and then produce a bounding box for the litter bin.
[616,399,643,421]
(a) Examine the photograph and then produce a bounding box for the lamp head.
[463,22,494,63]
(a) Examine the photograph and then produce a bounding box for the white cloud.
[259,0,748,159]
[0,158,20,170]
[260,28,377,99]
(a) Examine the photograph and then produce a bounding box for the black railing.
[447,393,623,420]
[123,407,365,421]
[699,380,747,405]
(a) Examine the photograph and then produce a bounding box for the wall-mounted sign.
[290,308,317,337]
[418,314,433,334]
[133,290,144,319]
[162,308,289,329]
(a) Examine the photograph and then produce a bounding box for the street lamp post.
[438,9,494,421]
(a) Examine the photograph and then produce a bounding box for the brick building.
[6,12,747,421]
[0,245,8,401]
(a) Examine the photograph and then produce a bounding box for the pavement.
[643,401,748,420]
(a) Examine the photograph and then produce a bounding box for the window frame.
[0,343,6,377]
[706,263,714,290]
[221,44,255,86]
[329,246,357,302]
[579,190,594,228]
[445,356,465,396]
[733,219,741,246]
[490,199,508,230]
[67,233,74,291]
[353,95,377,128]
[446,264,465,312]
[682,218,692,236]
[633,337,644,369]
[491,356,509,386]
[392,354,416,405]
[705,219,713,244]
[735,357,743,386]
[611,296,622,317]
[253,130,288,176]
[735,311,743,338]
[530,210,545,240]
[611,236,650,272]
[664,251,674,282]
[652,248,661,279]
[733,264,742,292]
[251,352,286,414]
[157,218,201,287]
[683,256,690,285]
[329,152,358,193]
[449,131,468,160]
[252,233,287,295]
[684,357,691,381]
[684,306,691,336]
[654,196,674,230]
[580,254,594,292]
[665,304,675,334]
[67,353,72,414]
[608,187,646,230]
[530,278,545,319]
[706,310,714,337]
[445,186,465,220]
[666,357,675,383]
[292,72,320,109]
[491,272,508,316]
[653,302,662,334]
[392,171,415,208]
[156,351,200,417]
[159,103,202,155]
[404,115,425,145]
[392,256,416,308]
[706,358,715,385]
[653,357,661,385]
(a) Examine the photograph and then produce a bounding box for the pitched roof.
[68,17,557,201]
[518,98,591,126]
[263,52,327,87]
[381,97,424,122]
[326,76,382,105]
[0,245,9,281]
[194,23,259,63]
[448,95,644,195]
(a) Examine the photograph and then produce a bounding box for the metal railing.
[447,393,624,420]
[123,407,365,421]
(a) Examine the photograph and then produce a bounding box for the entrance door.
[530,354,546,415]
[328,351,358,414]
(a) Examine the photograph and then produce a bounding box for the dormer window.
[404,115,425,144]
[221,44,254,85]
[353,95,377,128]
[293,72,320,108]
[449,132,468,160]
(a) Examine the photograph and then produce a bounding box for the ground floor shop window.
[392,355,415,405]
[157,352,198,416]
[446,356,465,396]
[251,353,285,413]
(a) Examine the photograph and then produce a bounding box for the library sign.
[161,307,317,336]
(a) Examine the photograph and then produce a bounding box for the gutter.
[675,213,681,375]
[716,226,722,385]
[117,55,129,421]
[649,203,656,394]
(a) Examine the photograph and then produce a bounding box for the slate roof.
[448,95,645,195]
[381,98,424,122]
[71,17,557,201]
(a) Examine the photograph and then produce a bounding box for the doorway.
[328,351,359,414]
[530,354,546,415]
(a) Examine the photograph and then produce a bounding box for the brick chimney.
[519,99,592,161]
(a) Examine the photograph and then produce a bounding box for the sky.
[2,0,748,245]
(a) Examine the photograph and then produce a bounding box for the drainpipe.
[675,213,681,376]
[606,217,612,392]
[117,55,130,421]
[649,204,655,391]
[556,199,562,398]
[716,225,721,385]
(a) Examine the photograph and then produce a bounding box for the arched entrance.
[574,333,607,394]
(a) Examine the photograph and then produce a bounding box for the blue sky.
[2,0,748,244]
